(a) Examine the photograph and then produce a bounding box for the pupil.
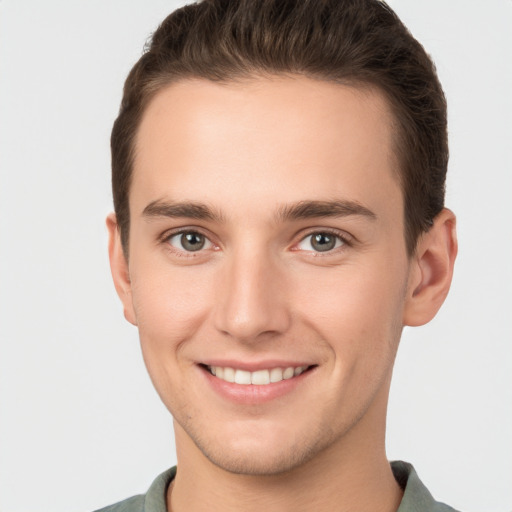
[312,233,335,252]
[181,233,205,251]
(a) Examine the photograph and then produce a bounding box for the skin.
[108,76,457,512]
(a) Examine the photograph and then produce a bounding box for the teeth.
[283,367,294,379]
[270,367,283,383]
[251,370,270,385]
[223,367,235,383]
[234,369,252,385]
[208,365,307,385]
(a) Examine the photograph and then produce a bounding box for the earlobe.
[106,213,137,326]
[403,208,458,327]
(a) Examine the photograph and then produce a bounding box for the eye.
[297,232,345,253]
[167,231,213,252]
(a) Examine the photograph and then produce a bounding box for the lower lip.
[200,366,314,405]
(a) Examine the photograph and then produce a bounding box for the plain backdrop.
[0,1,511,511]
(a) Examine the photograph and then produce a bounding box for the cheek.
[294,260,407,355]
[127,261,216,410]
[129,260,214,349]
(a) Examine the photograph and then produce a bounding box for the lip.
[198,363,316,404]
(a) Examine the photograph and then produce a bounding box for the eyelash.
[160,228,216,257]
[159,228,353,256]
[293,229,352,255]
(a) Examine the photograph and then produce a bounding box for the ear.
[403,208,458,327]
[106,213,137,326]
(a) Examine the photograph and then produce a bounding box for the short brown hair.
[111,0,448,255]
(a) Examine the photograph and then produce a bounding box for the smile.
[207,365,309,385]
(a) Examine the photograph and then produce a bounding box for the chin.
[202,445,316,476]
[188,423,335,476]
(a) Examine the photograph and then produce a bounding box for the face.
[113,76,417,475]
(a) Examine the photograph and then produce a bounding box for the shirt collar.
[142,462,457,512]
[392,461,458,512]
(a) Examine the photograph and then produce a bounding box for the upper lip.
[200,359,315,371]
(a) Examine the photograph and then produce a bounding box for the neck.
[168,379,402,512]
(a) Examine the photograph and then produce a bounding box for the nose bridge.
[213,242,290,341]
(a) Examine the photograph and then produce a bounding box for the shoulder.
[392,461,462,512]
[92,467,176,512]
[93,494,144,512]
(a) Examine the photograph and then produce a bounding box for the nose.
[213,247,291,342]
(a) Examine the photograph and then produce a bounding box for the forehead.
[131,76,401,223]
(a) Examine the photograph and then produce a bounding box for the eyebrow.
[276,200,377,222]
[142,199,224,222]
[142,199,377,223]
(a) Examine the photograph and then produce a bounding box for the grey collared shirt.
[94,461,460,512]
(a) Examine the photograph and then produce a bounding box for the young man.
[102,1,458,510]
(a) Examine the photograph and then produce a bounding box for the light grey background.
[0,1,510,511]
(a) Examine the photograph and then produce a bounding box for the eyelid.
[169,232,213,250]
[292,228,354,253]
[157,225,353,255]
[159,226,218,253]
